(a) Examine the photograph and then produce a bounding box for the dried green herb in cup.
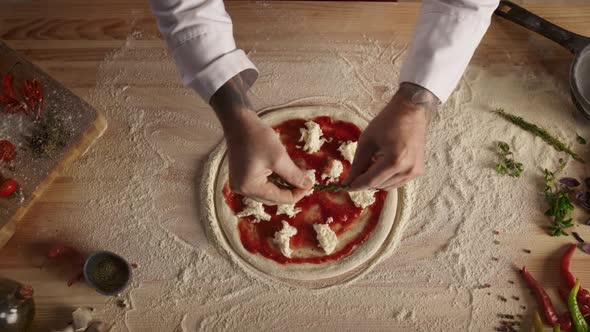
[84,252,131,295]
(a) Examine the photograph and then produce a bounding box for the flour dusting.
[43,23,590,331]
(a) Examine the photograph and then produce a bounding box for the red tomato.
[0,179,18,197]
[0,140,15,161]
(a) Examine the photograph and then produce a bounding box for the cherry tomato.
[0,179,18,197]
[0,140,15,161]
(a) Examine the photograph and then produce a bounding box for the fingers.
[380,172,412,191]
[344,137,377,185]
[273,155,314,190]
[248,182,309,205]
[348,156,400,191]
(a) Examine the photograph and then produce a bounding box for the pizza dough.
[203,105,409,284]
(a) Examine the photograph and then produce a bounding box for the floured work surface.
[0,41,107,247]
[0,2,590,331]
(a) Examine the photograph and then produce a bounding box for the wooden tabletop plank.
[1,1,590,330]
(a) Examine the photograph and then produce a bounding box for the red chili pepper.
[521,266,560,326]
[0,179,18,197]
[46,244,85,287]
[2,74,16,99]
[558,311,573,331]
[67,271,84,287]
[0,140,15,161]
[47,244,81,259]
[23,79,43,120]
[561,244,590,307]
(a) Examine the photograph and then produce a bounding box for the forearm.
[210,72,255,134]
[391,83,439,124]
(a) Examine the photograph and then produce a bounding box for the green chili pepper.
[554,324,562,332]
[569,279,589,332]
[534,311,545,332]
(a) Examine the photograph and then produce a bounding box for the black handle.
[495,1,590,54]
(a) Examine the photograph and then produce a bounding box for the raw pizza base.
[207,105,403,283]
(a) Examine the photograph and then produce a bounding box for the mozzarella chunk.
[304,169,316,196]
[326,217,334,224]
[276,204,302,218]
[299,121,325,153]
[321,160,344,184]
[273,220,298,258]
[338,141,358,163]
[313,223,338,254]
[236,197,271,223]
[348,189,378,209]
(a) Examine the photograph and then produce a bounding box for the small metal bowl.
[83,251,131,296]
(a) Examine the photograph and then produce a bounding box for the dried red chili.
[24,79,43,121]
[46,244,85,287]
[1,73,43,119]
[0,140,15,161]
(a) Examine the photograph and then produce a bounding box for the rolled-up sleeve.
[400,0,499,103]
[149,0,258,102]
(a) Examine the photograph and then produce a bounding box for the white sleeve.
[149,0,258,102]
[400,0,499,103]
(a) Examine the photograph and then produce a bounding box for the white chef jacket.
[149,0,500,104]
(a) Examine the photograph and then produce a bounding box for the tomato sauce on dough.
[223,116,387,264]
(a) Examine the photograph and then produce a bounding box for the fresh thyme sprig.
[495,141,523,178]
[268,175,349,192]
[313,183,349,192]
[492,108,584,163]
[543,159,574,236]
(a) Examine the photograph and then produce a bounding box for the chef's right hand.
[210,73,313,205]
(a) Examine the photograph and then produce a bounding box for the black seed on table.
[572,232,586,243]
[494,240,501,245]
[511,296,520,301]
[508,280,515,284]
[492,257,499,261]
[523,249,532,254]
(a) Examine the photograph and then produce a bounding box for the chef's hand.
[345,83,438,191]
[210,73,313,204]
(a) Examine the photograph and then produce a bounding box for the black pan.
[495,1,590,119]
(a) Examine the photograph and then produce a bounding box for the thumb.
[273,155,313,189]
[344,138,376,185]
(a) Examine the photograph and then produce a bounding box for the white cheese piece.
[299,121,325,153]
[338,141,358,163]
[321,160,344,184]
[273,220,298,258]
[313,223,338,254]
[236,197,271,223]
[276,204,302,218]
[304,169,316,196]
[326,217,334,224]
[348,189,378,209]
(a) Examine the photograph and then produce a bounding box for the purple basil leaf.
[576,190,590,211]
[585,177,590,188]
[559,177,581,187]
[581,243,590,255]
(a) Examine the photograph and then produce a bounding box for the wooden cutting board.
[0,41,107,248]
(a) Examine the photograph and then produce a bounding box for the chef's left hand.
[345,82,437,191]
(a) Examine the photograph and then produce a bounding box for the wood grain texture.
[0,1,589,331]
[0,42,108,248]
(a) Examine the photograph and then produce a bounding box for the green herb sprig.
[269,175,349,192]
[492,108,584,163]
[543,159,574,236]
[495,141,524,178]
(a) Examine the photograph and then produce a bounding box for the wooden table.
[1,1,590,331]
